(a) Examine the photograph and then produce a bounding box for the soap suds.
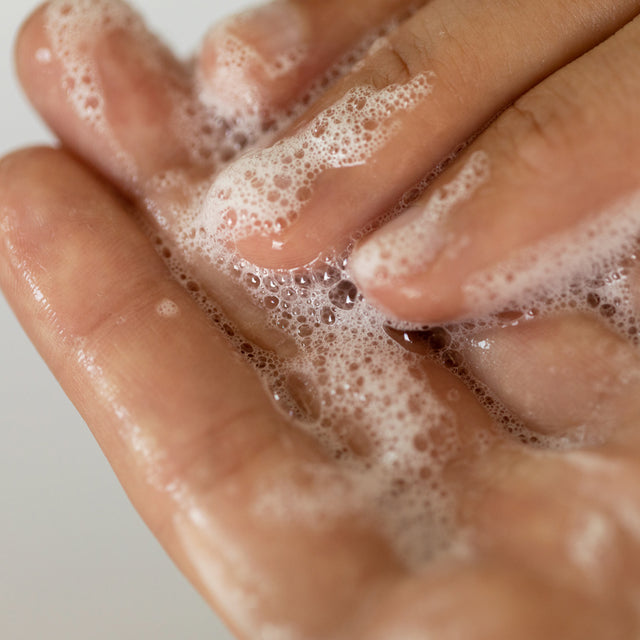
[350,150,490,282]
[156,298,180,317]
[198,0,309,125]
[195,71,435,245]
[463,189,640,321]
[44,0,138,164]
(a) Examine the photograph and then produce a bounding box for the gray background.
[0,1,257,638]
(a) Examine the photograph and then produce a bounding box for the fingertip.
[0,147,122,270]
[0,145,65,201]
[13,0,207,199]
[348,238,466,325]
[354,278,465,326]
[0,145,107,198]
[0,147,45,240]
[15,3,51,91]
[197,1,311,119]
[234,229,338,271]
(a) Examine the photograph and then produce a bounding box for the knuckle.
[491,87,575,176]
[364,36,418,89]
[0,146,65,186]
[172,404,281,494]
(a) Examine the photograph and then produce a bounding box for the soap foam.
[173,65,474,565]
[44,0,131,129]
[195,71,435,245]
[44,0,142,173]
[197,1,308,127]
[463,189,640,325]
[350,150,490,282]
[156,298,180,317]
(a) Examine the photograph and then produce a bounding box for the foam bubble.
[156,298,180,317]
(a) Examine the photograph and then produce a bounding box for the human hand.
[4,1,640,639]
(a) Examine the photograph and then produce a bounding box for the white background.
[0,1,257,638]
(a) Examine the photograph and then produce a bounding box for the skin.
[3,1,640,638]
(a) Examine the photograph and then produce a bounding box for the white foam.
[174,140,640,569]
[197,1,308,126]
[194,71,435,247]
[156,298,180,317]
[43,0,146,175]
[463,189,640,317]
[43,0,142,129]
[350,150,489,282]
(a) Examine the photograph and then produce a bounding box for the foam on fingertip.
[156,298,180,317]
[350,150,490,284]
[198,0,309,126]
[44,0,140,132]
[194,72,435,247]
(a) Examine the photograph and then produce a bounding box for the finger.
[350,14,640,322]
[460,313,640,439]
[197,0,423,122]
[0,147,410,638]
[206,0,640,267]
[16,0,216,202]
[16,1,306,358]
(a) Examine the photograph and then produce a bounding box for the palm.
[3,1,640,638]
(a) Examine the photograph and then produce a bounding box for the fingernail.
[349,151,490,288]
[200,1,309,117]
[349,204,449,289]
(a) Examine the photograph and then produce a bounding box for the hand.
[4,1,640,639]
